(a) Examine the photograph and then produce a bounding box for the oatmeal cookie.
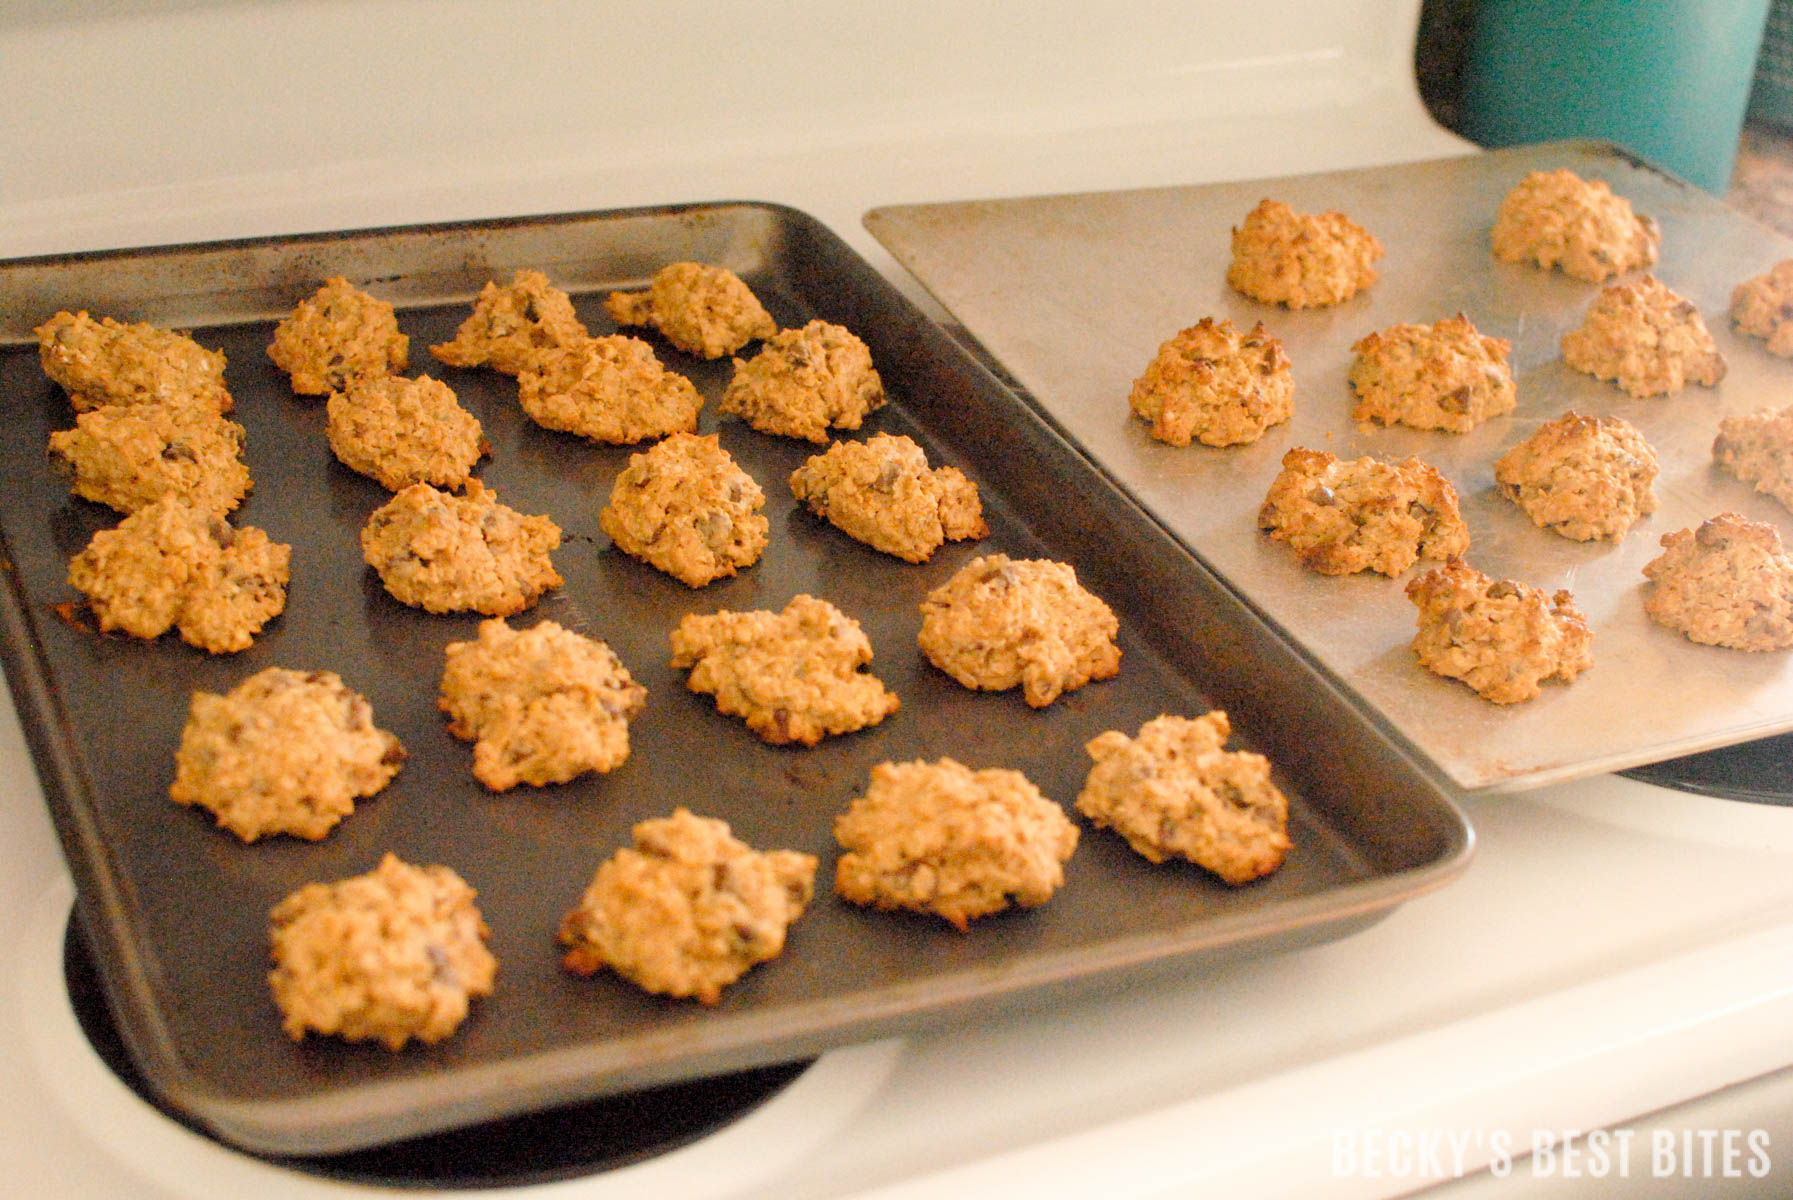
[1560,275,1726,398]
[1491,167,1656,281]
[67,495,289,653]
[1490,168,1660,283]
[603,262,777,360]
[598,431,768,587]
[1348,314,1517,433]
[558,808,816,1004]
[789,433,986,562]
[833,757,1078,931]
[48,403,251,517]
[1126,318,1294,447]
[267,276,409,396]
[35,310,231,415]
[1642,513,1793,651]
[361,480,562,616]
[269,853,494,1050]
[1226,198,1382,308]
[917,553,1120,707]
[1257,448,1469,576]
[1714,404,1793,512]
[718,319,886,442]
[669,594,900,745]
[1077,712,1290,884]
[326,373,487,491]
[1731,259,1793,356]
[515,333,703,444]
[439,618,647,791]
[1406,557,1593,703]
[1494,411,1658,541]
[429,269,588,375]
[170,667,405,841]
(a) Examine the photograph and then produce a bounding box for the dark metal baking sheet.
[866,141,1793,792]
[0,202,1470,1156]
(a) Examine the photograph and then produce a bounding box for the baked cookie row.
[270,705,1292,1049]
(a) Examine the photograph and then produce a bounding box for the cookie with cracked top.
[558,808,816,1004]
[171,667,405,842]
[269,852,494,1049]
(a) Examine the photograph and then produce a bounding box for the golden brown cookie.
[833,757,1079,932]
[1731,259,1793,357]
[1126,318,1294,447]
[35,310,231,415]
[1257,447,1469,576]
[514,333,703,444]
[1406,557,1593,703]
[326,373,487,492]
[170,667,405,842]
[269,853,495,1050]
[789,433,986,562]
[360,480,562,616]
[602,262,777,360]
[48,403,252,518]
[66,495,289,654]
[1348,314,1516,433]
[1226,198,1382,308]
[558,808,816,1004]
[1714,404,1793,512]
[429,269,588,375]
[1561,275,1726,398]
[439,618,646,791]
[1642,513,1793,651]
[719,319,886,442]
[1494,411,1658,541]
[598,431,769,587]
[917,553,1120,707]
[1077,712,1290,884]
[1490,168,1660,282]
[267,276,410,396]
[669,594,900,745]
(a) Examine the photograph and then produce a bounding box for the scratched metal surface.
[868,140,1793,792]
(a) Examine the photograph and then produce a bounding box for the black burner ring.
[1620,732,1793,806]
[62,916,813,1190]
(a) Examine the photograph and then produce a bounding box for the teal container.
[1461,0,1771,194]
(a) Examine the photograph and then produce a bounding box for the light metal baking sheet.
[867,141,1793,792]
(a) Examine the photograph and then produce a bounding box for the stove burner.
[1620,732,1793,806]
[62,916,813,1189]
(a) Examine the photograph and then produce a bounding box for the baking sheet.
[0,202,1469,1155]
[866,140,1793,792]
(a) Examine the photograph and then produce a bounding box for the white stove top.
[4,3,1793,1196]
